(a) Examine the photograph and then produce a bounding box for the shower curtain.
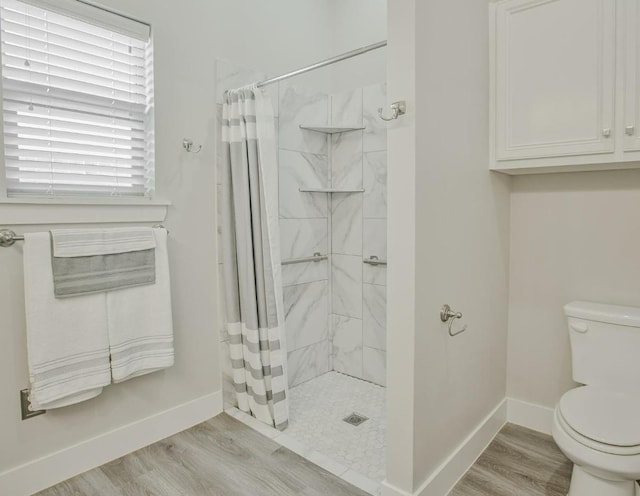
[220,85,289,430]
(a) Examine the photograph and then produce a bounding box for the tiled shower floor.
[287,371,386,482]
[226,371,386,495]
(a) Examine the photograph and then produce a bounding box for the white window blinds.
[0,0,154,198]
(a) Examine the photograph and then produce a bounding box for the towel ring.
[440,304,467,337]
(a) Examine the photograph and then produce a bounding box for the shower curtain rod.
[255,40,387,88]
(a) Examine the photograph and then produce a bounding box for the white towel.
[107,228,174,383]
[23,233,111,410]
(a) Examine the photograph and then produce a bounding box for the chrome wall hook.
[440,304,467,337]
[182,138,202,153]
[378,100,406,121]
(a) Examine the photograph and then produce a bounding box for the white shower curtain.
[220,85,289,430]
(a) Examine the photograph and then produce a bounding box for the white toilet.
[552,301,640,496]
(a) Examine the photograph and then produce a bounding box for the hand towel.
[23,233,111,410]
[51,248,156,298]
[107,228,174,383]
[50,227,157,297]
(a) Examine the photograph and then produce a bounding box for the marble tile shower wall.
[278,82,331,387]
[330,83,387,387]
[278,82,388,388]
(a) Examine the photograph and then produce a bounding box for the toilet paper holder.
[440,304,467,337]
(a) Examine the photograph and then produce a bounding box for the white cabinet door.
[623,0,640,151]
[494,0,616,161]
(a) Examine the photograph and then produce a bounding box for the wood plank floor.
[450,424,572,496]
[36,416,572,496]
[35,413,369,496]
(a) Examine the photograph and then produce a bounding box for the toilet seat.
[558,386,640,455]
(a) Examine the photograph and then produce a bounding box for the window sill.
[0,198,170,226]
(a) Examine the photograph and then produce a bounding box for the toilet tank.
[565,301,640,392]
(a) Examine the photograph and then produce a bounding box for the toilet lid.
[559,386,640,447]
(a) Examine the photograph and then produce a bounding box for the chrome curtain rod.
[256,40,387,88]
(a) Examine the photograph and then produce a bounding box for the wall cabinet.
[490,0,640,173]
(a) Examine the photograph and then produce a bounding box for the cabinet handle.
[602,128,611,138]
[626,125,635,136]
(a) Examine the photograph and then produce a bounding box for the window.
[0,0,154,198]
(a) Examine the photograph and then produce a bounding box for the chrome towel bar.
[281,252,327,266]
[0,225,167,248]
[363,255,387,266]
[0,229,23,247]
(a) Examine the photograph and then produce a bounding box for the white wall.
[282,0,387,94]
[204,0,334,78]
[411,0,510,490]
[385,0,511,493]
[0,0,218,481]
[326,0,387,93]
[0,0,354,491]
[507,169,640,409]
[384,0,417,491]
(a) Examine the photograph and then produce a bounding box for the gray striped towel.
[50,228,157,298]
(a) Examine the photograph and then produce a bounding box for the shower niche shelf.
[299,187,365,193]
[299,125,365,134]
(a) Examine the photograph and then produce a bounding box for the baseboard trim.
[380,480,412,496]
[380,397,558,496]
[416,398,507,496]
[0,390,223,496]
[381,400,507,496]
[506,397,554,435]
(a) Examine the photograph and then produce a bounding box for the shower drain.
[343,412,369,427]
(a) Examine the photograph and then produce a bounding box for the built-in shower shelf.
[299,125,365,134]
[299,188,365,193]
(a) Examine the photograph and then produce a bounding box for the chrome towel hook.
[378,100,406,121]
[440,304,467,337]
[182,138,202,153]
